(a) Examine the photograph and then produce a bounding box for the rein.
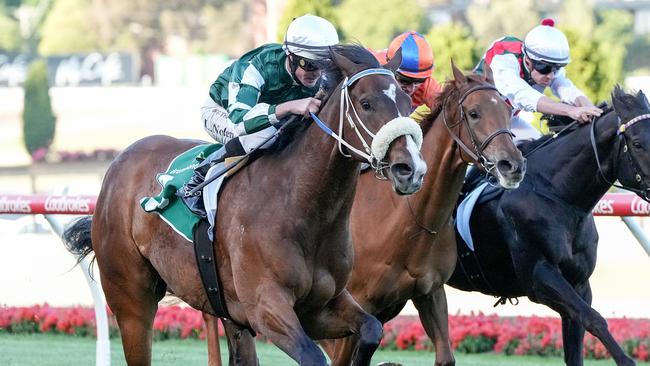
[310,67,422,176]
[442,84,514,172]
[591,112,650,200]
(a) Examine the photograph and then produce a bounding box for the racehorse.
[211,63,527,365]
[322,63,526,365]
[63,44,428,366]
[445,86,649,366]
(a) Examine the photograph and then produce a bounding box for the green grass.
[1,333,648,366]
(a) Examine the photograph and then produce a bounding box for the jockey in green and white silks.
[474,18,602,143]
[202,14,339,154]
[180,14,339,217]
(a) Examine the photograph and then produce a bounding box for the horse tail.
[63,216,94,262]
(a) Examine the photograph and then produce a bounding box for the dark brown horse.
[445,87,649,366]
[212,63,526,365]
[63,44,428,366]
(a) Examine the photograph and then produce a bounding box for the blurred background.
[0,0,649,319]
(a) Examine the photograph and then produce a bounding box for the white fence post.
[621,216,650,257]
[43,214,111,366]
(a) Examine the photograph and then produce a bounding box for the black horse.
[446,86,650,366]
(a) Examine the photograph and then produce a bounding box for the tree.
[0,4,20,51]
[22,59,56,157]
[276,0,341,43]
[425,22,478,82]
[38,0,100,55]
[559,4,633,103]
[466,0,538,51]
[336,0,425,49]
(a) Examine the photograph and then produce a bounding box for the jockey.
[474,18,602,143]
[180,14,339,216]
[373,31,441,118]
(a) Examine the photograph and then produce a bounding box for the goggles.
[532,60,566,75]
[396,73,426,86]
[292,55,322,72]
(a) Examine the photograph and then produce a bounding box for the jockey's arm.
[275,98,322,119]
[536,96,602,123]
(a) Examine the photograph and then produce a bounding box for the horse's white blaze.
[490,97,498,105]
[384,83,402,116]
[406,135,427,176]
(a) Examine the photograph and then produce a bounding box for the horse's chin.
[497,175,522,190]
[391,179,423,196]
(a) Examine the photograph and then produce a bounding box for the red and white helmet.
[523,18,571,64]
[283,14,339,61]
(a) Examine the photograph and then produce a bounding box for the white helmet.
[283,14,339,61]
[523,19,571,64]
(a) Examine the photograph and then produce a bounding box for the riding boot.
[178,138,247,217]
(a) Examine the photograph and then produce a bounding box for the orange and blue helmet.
[387,31,434,80]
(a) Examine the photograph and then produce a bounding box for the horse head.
[609,86,650,200]
[319,45,427,195]
[440,62,526,188]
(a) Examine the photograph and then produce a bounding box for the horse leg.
[412,287,455,366]
[561,282,591,366]
[203,313,223,366]
[320,336,360,366]
[304,290,383,366]
[244,288,328,366]
[528,260,635,366]
[222,317,259,366]
[98,251,166,366]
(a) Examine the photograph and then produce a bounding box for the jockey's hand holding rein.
[537,95,602,124]
[276,97,322,119]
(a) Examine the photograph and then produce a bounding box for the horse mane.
[517,103,615,155]
[271,43,380,153]
[419,73,487,135]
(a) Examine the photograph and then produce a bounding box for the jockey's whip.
[188,89,328,195]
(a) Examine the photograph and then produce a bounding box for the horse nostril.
[497,159,513,174]
[391,163,413,179]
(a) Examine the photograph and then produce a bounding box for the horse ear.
[451,59,466,87]
[611,85,625,114]
[385,47,402,73]
[330,47,363,77]
[483,63,495,85]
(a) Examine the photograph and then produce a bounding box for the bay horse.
[445,86,649,366]
[213,63,527,365]
[63,44,427,366]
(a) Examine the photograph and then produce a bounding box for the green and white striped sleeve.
[226,59,279,135]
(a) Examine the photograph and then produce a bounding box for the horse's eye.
[361,101,371,111]
[468,110,480,119]
[633,141,643,150]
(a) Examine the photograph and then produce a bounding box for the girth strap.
[193,220,230,319]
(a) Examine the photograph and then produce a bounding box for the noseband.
[591,112,650,200]
[442,84,514,172]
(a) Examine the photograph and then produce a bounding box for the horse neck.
[405,109,468,234]
[283,95,361,221]
[532,113,618,212]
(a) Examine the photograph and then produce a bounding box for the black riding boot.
[178,138,247,217]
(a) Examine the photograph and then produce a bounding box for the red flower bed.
[1,305,648,361]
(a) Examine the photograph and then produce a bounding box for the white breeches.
[201,103,278,152]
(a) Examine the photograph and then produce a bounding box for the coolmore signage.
[44,195,92,213]
[0,52,137,87]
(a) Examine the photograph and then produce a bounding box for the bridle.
[442,84,514,174]
[591,111,650,200]
[310,67,422,177]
